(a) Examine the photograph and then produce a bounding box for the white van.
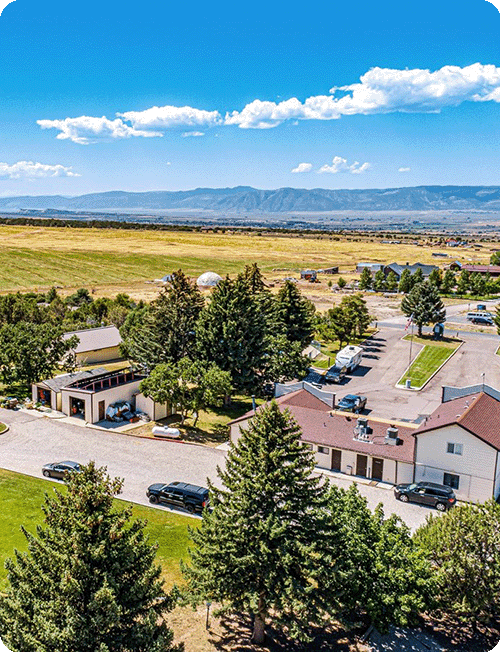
[466,311,493,321]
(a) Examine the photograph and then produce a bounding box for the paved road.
[0,407,434,531]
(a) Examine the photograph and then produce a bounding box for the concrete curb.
[396,339,464,391]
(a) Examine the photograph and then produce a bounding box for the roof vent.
[385,426,399,446]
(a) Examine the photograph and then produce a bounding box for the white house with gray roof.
[63,325,123,365]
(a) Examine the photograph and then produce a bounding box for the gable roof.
[229,389,416,463]
[63,326,122,354]
[415,392,500,451]
[37,367,108,392]
[461,264,500,274]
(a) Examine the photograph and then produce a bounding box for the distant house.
[64,326,123,365]
[414,385,500,503]
[432,252,448,258]
[461,264,500,278]
[300,270,317,281]
[318,266,339,275]
[447,260,462,271]
[383,262,438,281]
[356,262,383,274]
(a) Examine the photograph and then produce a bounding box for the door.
[98,400,105,421]
[331,449,342,472]
[372,458,384,481]
[356,454,367,477]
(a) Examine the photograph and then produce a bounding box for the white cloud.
[0,160,80,179]
[0,0,15,17]
[118,105,221,129]
[37,116,162,145]
[291,163,313,173]
[225,63,500,129]
[181,131,205,137]
[398,167,411,172]
[318,156,371,175]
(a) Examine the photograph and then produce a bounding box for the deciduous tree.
[358,267,372,290]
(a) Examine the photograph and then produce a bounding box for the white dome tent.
[196,271,222,289]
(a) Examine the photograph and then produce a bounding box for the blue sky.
[0,0,499,195]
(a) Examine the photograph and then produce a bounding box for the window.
[443,473,460,490]
[318,446,329,455]
[446,442,463,456]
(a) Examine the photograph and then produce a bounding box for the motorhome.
[335,345,363,372]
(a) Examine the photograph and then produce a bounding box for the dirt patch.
[420,614,500,652]
[167,605,370,652]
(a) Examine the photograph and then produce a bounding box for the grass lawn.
[0,468,195,592]
[398,335,461,389]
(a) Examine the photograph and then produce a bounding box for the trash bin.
[406,379,412,389]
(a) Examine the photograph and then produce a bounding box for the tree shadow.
[208,612,368,652]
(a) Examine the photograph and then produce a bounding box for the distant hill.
[1,185,500,213]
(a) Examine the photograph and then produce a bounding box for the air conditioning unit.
[357,417,368,429]
[385,426,399,446]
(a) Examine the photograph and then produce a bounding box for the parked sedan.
[336,394,367,413]
[394,482,456,511]
[42,461,81,479]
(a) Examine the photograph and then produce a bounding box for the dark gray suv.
[394,481,456,511]
[147,481,209,514]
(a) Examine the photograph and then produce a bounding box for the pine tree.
[196,276,267,392]
[358,267,372,290]
[398,268,412,293]
[182,401,333,645]
[241,263,267,294]
[456,269,470,295]
[385,270,398,293]
[441,269,455,294]
[0,463,181,652]
[124,270,204,368]
[401,280,446,336]
[428,268,442,289]
[373,269,386,292]
[275,280,315,347]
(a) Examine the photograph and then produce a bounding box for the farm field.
[0,224,495,296]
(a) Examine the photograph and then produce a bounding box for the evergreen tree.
[373,269,386,292]
[411,267,424,287]
[183,402,333,645]
[358,267,372,290]
[456,269,471,295]
[341,294,371,338]
[0,463,180,652]
[337,276,347,289]
[398,268,412,293]
[263,334,309,383]
[441,269,455,294]
[241,263,267,294]
[275,280,315,347]
[401,280,446,336]
[428,268,442,289]
[469,272,486,297]
[490,251,500,265]
[414,500,500,622]
[124,270,204,368]
[385,271,398,293]
[196,276,267,392]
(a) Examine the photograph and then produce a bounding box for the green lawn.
[398,335,461,389]
[0,469,195,592]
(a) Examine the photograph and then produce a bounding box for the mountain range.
[1,186,500,213]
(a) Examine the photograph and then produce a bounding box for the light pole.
[205,601,212,630]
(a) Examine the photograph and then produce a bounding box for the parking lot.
[0,407,437,532]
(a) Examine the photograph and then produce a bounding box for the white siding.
[415,424,497,502]
[495,451,500,499]
[396,462,414,485]
[61,389,92,422]
[135,393,170,421]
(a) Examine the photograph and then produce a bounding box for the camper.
[335,345,363,372]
